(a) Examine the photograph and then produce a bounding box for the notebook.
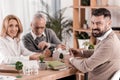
[47,61,68,70]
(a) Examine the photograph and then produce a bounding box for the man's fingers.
[38,41,48,50]
[69,49,72,54]
[69,49,74,56]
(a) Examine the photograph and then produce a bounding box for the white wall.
[61,0,73,19]
[61,0,73,48]
[0,0,52,35]
[96,0,120,27]
[108,0,120,27]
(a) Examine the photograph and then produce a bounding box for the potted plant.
[83,20,89,29]
[83,41,90,49]
[39,0,73,40]
[39,55,47,70]
[83,42,95,50]
[15,61,23,78]
[77,32,90,49]
[88,44,94,49]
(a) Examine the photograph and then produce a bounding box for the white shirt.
[97,29,112,41]
[0,36,33,64]
[31,30,46,40]
[31,30,51,48]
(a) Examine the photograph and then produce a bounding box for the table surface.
[0,58,79,80]
[0,67,77,80]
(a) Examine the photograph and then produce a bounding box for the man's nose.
[92,24,97,29]
[39,29,43,32]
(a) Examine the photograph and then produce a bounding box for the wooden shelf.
[73,0,120,48]
[74,6,120,9]
[73,28,92,33]
[91,6,120,9]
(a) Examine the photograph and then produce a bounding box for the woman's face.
[7,19,19,38]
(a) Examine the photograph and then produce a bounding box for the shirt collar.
[31,30,46,40]
[97,28,112,41]
[6,36,17,42]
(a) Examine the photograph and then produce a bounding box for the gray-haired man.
[22,13,65,56]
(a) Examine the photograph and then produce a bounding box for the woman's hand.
[29,53,42,60]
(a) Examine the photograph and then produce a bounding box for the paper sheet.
[0,75,16,80]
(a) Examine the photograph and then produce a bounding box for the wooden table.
[0,58,84,80]
[0,67,76,80]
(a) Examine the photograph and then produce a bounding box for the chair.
[111,70,120,80]
[76,71,84,80]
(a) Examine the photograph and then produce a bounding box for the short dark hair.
[92,8,111,19]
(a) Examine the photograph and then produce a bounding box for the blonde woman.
[0,15,42,64]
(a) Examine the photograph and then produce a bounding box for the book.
[47,61,67,70]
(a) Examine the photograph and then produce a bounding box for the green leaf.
[15,61,23,71]
[77,32,90,39]
[88,44,94,49]
[39,0,73,40]
[39,55,44,63]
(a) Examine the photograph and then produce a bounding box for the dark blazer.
[70,31,120,80]
[22,28,61,52]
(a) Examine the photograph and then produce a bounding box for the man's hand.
[63,51,74,66]
[38,41,50,50]
[56,44,66,50]
[43,49,51,57]
[69,48,81,57]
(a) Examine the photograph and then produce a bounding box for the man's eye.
[91,22,94,25]
[38,27,45,29]
[96,23,101,25]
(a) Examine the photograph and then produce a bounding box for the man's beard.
[92,29,106,37]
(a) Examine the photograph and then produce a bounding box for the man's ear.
[30,23,32,28]
[107,20,112,27]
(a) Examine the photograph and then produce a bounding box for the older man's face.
[31,18,46,35]
[91,15,111,37]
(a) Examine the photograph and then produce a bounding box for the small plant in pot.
[88,44,94,49]
[39,55,47,70]
[77,32,90,49]
[15,61,23,78]
[83,41,90,49]
[83,42,95,50]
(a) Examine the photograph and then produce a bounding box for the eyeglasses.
[33,24,45,29]
[37,27,45,29]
